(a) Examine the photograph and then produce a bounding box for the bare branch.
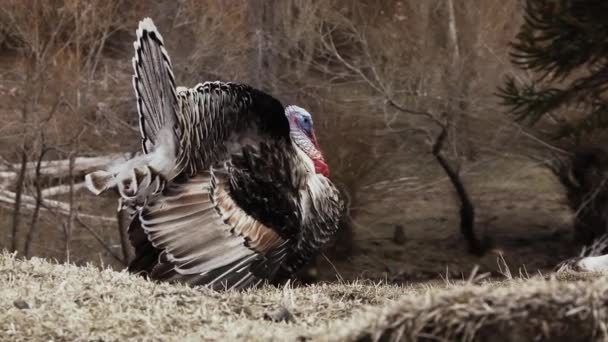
[74,215,125,266]
[64,153,76,261]
[386,99,440,124]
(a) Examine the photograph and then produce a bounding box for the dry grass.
[0,252,407,341]
[2,252,608,341]
[338,272,608,341]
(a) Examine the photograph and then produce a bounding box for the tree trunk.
[116,205,134,265]
[10,149,28,253]
[432,126,483,255]
[24,147,47,257]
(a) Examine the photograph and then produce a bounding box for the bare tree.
[275,1,488,254]
[1,0,132,261]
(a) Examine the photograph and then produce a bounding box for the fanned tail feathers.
[133,17,179,153]
[85,18,179,198]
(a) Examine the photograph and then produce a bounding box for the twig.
[64,152,76,261]
[322,253,345,284]
[74,215,125,266]
[386,98,438,123]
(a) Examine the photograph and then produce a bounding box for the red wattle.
[314,159,330,177]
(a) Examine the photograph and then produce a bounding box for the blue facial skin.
[298,114,313,137]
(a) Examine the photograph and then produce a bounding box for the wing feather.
[131,172,289,290]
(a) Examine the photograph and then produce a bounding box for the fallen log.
[0,190,115,223]
[40,183,86,198]
[0,153,132,181]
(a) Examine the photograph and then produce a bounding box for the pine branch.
[512,0,608,79]
[497,76,569,124]
[500,0,608,139]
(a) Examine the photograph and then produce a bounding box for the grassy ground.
[2,253,608,341]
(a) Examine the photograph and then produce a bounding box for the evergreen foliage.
[499,0,608,140]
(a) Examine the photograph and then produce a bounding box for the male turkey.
[85,18,343,290]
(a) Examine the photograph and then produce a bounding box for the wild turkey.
[85,18,343,290]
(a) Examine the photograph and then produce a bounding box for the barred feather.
[133,17,179,153]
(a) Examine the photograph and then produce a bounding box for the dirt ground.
[316,156,575,284]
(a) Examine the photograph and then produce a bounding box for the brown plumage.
[85,18,343,290]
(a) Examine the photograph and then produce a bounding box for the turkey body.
[85,18,343,290]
